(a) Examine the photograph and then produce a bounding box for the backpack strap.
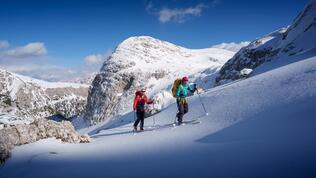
[178,84,185,97]
[179,84,184,91]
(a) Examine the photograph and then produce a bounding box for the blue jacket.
[176,83,195,97]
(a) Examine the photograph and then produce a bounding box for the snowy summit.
[84,36,235,125]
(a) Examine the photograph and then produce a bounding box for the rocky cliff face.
[0,69,89,125]
[84,36,235,125]
[215,0,316,85]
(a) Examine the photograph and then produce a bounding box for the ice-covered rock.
[240,68,253,77]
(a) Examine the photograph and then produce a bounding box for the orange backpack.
[171,78,183,98]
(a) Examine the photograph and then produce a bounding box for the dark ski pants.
[176,98,188,123]
[134,111,145,129]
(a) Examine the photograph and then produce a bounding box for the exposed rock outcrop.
[0,69,89,125]
[0,118,90,163]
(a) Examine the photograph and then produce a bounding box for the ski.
[171,119,201,128]
[131,118,202,134]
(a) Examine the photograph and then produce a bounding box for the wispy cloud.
[0,41,108,82]
[145,1,222,24]
[83,49,112,66]
[158,4,207,23]
[3,42,47,58]
[84,54,104,65]
[0,40,10,49]
[0,41,49,78]
[0,41,65,81]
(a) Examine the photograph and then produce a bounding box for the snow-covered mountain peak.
[118,36,186,49]
[215,0,316,85]
[100,35,233,74]
[85,36,235,125]
[281,0,316,49]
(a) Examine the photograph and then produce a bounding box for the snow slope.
[1,54,315,178]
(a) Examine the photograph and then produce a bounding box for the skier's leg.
[177,103,184,123]
[184,102,188,114]
[133,111,141,128]
[140,111,145,130]
[176,99,180,118]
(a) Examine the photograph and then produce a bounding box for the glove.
[190,83,197,93]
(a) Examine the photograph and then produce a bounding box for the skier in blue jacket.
[176,76,196,125]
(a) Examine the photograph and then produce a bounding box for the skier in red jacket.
[133,88,153,131]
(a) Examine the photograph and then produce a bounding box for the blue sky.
[0,0,308,81]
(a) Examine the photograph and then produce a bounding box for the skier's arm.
[133,96,139,111]
[145,96,154,104]
[176,85,182,97]
[189,84,197,93]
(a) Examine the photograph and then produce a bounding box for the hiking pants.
[134,111,145,129]
[176,98,188,123]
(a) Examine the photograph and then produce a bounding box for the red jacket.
[133,92,153,111]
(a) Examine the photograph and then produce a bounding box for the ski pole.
[174,99,179,125]
[153,115,156,128]
[196,89,208,116]
[152,103,156,127]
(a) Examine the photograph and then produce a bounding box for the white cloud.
[0,41,62,81]
[0,42,50,79]
[4,42,47,58]
[83,49,112,65]
[0,44,112,82]
[158,4,207,23]
[84,54,104,65]
[212,41,250,52]
[0,63,76,82]
[0,41,107,82]
[0,40,9,49]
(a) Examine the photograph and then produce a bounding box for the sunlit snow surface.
[1,56,315,178]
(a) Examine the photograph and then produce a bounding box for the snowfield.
[1,55,315,178]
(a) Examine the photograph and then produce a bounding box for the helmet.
[182,76,189,81]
